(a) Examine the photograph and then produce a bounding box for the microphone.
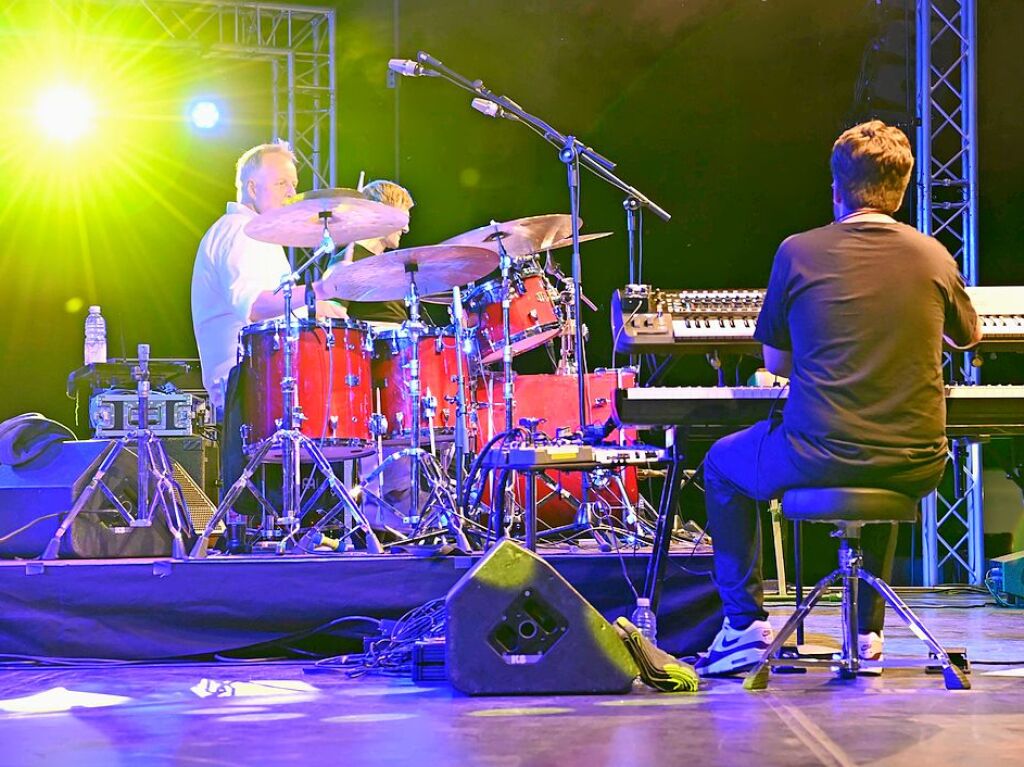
[388,58,438,77]
[471,98,519,121]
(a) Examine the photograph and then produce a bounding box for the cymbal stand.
[42,343,193,560]
[493,227,515,435]
[364,266,473,550]
[451,285,470,512]
[191,215,383,557]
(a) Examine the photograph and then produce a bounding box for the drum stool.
[744,487,970,691]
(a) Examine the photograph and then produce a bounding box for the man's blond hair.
[235,140,296,202]
[361,179,414,209]
[830,120,914,214]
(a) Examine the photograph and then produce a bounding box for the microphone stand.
[407,50,671,431]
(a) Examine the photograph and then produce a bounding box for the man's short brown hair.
[830,120,914,214]
[361,179,414,210]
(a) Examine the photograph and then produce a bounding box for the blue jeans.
[704,419,931,634]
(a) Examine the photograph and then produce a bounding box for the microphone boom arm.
[411,51,670,221]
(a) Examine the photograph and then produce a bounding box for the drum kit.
[191,188,645,557]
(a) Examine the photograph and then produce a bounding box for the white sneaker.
[694,617,774,677]
[858,631,884,675]
[832,630,884,675]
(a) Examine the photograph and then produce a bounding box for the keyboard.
[613,384,1024,438]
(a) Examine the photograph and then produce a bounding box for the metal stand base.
[190,430,383,558]
[41,437,193,561]
[744,533,971,692]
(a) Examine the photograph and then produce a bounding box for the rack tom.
[372,326,472,444]
[463,260,562,364]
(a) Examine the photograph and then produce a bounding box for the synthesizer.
[610,284,1024,355]
[613,384,1024,438]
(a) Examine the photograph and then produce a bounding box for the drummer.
[191,141,348,520]
[325,179,414,326]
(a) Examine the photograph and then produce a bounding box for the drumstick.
[357,171,365,192]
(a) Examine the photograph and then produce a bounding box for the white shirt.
[191,202,291,411]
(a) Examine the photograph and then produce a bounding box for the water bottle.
[630,597,658,647]
[84,305,107,365]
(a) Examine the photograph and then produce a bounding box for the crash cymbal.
[420,231,613,304]
[244,188,410,248]
[323,245,498,302]
[440,214,583,258]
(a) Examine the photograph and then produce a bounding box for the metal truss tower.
[915,0,982,585]
[34,0,337,189]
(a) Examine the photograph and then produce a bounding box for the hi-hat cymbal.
[440,214,583,258]
[322,245,498,302]
[244,188,410,248]
[540,230,614,251]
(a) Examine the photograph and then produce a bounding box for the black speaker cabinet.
[0,440,177,559]
[446,539,638,695]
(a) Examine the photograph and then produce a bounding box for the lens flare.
[34,85,96,143]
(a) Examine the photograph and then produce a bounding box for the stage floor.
[0,601,1019,767]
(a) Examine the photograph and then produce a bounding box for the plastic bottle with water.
[84,305,107,365]
[630,597,658,647]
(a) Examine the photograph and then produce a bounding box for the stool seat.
[781,487,918,524]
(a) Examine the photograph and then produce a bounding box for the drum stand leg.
[190,431,383,558]
[362,447,473,551]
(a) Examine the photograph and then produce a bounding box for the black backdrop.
[1,0,1021,427]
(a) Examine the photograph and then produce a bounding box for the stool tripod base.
[743,557,970,691]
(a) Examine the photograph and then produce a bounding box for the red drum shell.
[474,369,639,528]
[464,263,562,364]
[241,319,373,460]
[372,327,472,443]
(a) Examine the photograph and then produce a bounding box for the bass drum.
[240,318,374,460]
[474,368,639,529]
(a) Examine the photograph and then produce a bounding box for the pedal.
[926,647,970,674]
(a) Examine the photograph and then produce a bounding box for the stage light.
[34,85,96,143]
[190,100,221,130]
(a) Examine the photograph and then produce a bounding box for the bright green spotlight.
[34,85,96,143]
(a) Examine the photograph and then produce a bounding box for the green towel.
[614,616,700,693]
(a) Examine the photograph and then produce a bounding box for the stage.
[0,601,1018,767]
[0,546,721,660]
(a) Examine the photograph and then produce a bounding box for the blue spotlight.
[189,100,221,130]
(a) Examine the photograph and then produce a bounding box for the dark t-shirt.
[753,221,978,486]
[328,244,408,323]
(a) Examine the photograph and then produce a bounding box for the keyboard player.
[695,120,982,676]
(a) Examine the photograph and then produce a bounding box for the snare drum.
[464,260,562,364]
[240,318,374,460]
[372,326,472,443]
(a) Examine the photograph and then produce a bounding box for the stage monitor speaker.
[445,539,638,695]
[0,439,178,559]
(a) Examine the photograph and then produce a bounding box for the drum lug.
[345,374,360,387]
[527,309,539,322]
[239,424,251,449]
[369,413,389,438]
[272,332,282,351]
[328,415,339,435]
[422,391,438,419]
[593,397,609,409]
